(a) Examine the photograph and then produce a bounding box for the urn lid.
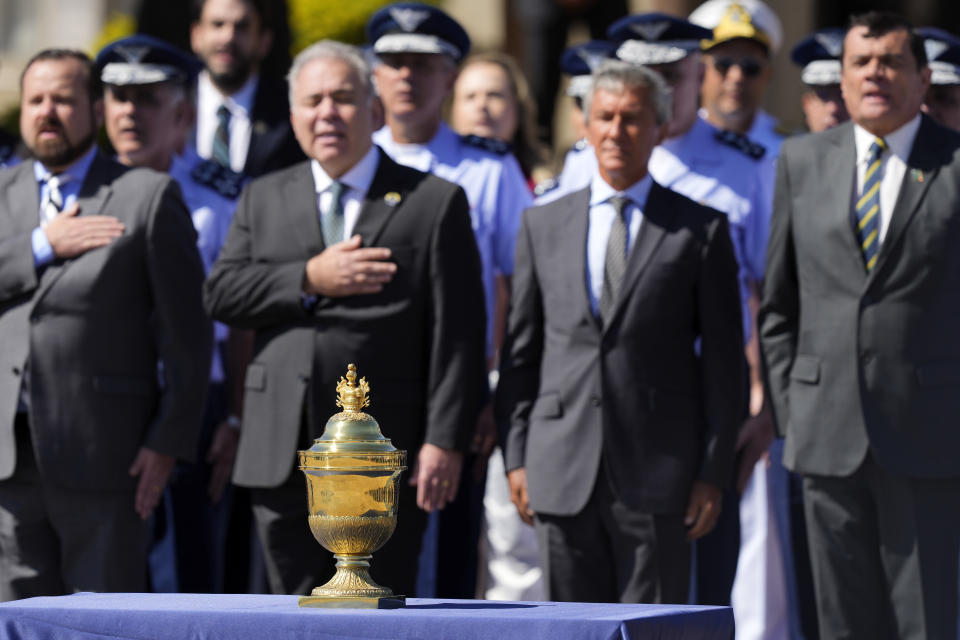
[300,365,405,467]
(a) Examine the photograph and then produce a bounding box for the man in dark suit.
[760,12,960,638]
[496,59,744,603]
[190,0,303,176]
[204,40,486,598]
[0,49,211,600]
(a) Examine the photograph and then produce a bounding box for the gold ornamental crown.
[336,364,371,412]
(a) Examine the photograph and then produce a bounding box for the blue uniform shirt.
[374,122,532,356]
[169,145,242,383]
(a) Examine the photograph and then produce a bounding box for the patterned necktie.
[212,104,231,168]
[856,137,886,271]
[321,181,346,246]
[40,173,66,226]
[599,195,630,324]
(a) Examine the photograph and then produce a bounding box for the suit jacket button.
[591,396,601,407]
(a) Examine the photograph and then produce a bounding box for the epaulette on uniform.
[714,129,766,159]
[533,178,559,198]
[0,144,14,167]
[460,134,512,155]
[191,159,246,200]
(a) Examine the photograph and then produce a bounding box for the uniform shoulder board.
[0,144,14,166]
[533,178,559,198]
[573,138,589,152]
[190,159,246,200]
[460,134,512,155]
[714,129,766,160]
[774,124,791,138]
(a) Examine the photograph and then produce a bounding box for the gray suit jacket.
[760,116,960,478]
[204,150,487,488]
[496,182,744,516]
[0,152,212,489]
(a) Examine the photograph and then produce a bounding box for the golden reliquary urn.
[297,364,407,608]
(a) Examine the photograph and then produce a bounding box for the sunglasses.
[710,57,765,78]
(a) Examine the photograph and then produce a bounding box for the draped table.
[0,593,733,639]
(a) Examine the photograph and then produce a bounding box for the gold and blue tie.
[856,137,886,271]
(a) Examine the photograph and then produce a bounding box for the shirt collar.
[199,70,258,116]
[310,145,381,196]
[589,171,654,209]
[34,144,97,185]
[854,114,922,164]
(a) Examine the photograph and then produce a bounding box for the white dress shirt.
[585,172,652,315]
[196,71,258,173]
[309,145,381,241]
[853,114,921,244]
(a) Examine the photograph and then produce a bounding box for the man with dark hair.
[0,49,211,599]
[190,0,302,176]
[762,11,960,638]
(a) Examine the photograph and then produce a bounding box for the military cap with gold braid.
[689,0,783,55]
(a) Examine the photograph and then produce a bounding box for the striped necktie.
[212,104,231,168]
[40,172,66,226]
[321,181,346,246]
[599,195,630,324]
[855,137,886,271]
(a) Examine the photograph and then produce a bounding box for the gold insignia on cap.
[384,192,402,205]
[702,3,771,51]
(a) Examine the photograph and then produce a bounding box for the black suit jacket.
[243,75,304,177]
[496,182,744,516]
[0,152,212,489]
[204,149,487,487]
[760,116,960,478]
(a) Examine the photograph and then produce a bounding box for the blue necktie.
[856,137,886,271]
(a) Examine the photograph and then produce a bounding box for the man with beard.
[0,49,211,599]
[190,0,302,176]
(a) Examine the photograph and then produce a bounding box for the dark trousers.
[534,464,690,604]
[803,453,960,640]
[0,414,149,600]
[433,450,486,598]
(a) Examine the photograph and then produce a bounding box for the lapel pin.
[911,169,924,183]
[384,192,402,206]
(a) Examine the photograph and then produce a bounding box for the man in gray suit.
[496,60,743,603]
[0,49,211,599]
[204,40,486,598]
[761,12,960,638]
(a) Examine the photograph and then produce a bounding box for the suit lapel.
[563,188,599,331]
[6,162,40,235]
[285,162,325,256]
[870,116,938,280]
[352,151,402,247]
[823,124,867,279]
[32,153,118,308]
[602,183,669,332]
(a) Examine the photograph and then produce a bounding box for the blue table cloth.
[0,593,732,640]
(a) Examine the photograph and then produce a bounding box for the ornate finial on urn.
[336,363,371,413]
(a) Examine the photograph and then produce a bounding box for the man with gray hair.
[496,59,743,603]
[205,39,486,598]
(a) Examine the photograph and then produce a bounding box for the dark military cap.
[790,28,844,86]
[919,27,960,86]
[607,13,712,65]
[95,34,202,86]
[560,41,617,98]
[366,2,471,62]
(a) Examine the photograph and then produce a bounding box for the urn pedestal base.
[297,553,407,609]
[298,595,406,609]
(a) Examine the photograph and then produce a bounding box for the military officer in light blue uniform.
[535,41,617,204]
[367,2,532,599]
[919,27,960,132]
[791,28,849,134]
[96,34,246,593]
